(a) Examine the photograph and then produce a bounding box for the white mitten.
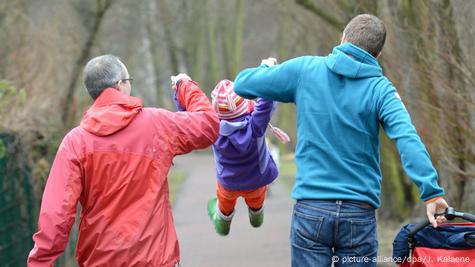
[170,73,192,90]
[260,57,278,67]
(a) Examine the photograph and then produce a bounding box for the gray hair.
[343,14,386,57]
[83,55,127,99]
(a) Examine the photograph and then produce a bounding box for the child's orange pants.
[216,182,267,216]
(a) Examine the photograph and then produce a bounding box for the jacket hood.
[219,118,249,136]
[324,43,382,78]
[80,88,143,136]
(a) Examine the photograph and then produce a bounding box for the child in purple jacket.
[207,79,289,236]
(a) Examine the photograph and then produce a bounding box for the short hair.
[83,55,126,99]
[343,14,386,57]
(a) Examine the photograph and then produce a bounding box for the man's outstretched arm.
[234,57,308,103]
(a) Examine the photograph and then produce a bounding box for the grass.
[168,169,187,204]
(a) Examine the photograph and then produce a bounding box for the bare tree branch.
[62,0,116,125]
[295,0,345,31]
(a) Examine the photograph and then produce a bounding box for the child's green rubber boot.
[207,197,233,236]
[248,207,264,228]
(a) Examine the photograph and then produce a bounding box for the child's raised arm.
[250,98,274,137]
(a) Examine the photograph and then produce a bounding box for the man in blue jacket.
[234,14,449,267]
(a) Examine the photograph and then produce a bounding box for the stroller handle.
[461,212,475,222]
[408,207,475,242]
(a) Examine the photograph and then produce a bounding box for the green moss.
[0,80,27,107]
[0,139,6,159]
[381,152,409,219]
[410,182,420,202]
[380,135,412,221]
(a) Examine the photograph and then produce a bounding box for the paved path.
[172,153,293,267]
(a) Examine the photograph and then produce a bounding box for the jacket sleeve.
[378,83,444,202]
[250,98,274,137]
[233,56,306,103]
[164,79,219,155]
[27,134,83,267]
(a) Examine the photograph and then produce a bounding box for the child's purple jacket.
[212,98,279,191]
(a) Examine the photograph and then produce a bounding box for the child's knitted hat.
[211,79,291,144]
[211,79,252,120]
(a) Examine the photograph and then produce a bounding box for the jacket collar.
[92,88,143,108]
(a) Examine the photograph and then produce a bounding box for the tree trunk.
[431,0,473,211]
[61,0,115,126]
[231,0,246,77]
[145,0,164,108]
[157,0,180,75]
[219,0,247,79]
[206,0,220,90]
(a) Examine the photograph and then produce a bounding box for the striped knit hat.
[211,79,252,120]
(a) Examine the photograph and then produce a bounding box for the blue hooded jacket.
[212,98,278,191]
[234,43,444,208]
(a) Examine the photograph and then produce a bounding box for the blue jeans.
[290,200,378,267]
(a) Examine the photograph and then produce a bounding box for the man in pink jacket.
[27,55,219,266]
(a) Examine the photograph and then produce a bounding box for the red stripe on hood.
[80,88,143,136]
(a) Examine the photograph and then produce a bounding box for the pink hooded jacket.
[27,80,219,267]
